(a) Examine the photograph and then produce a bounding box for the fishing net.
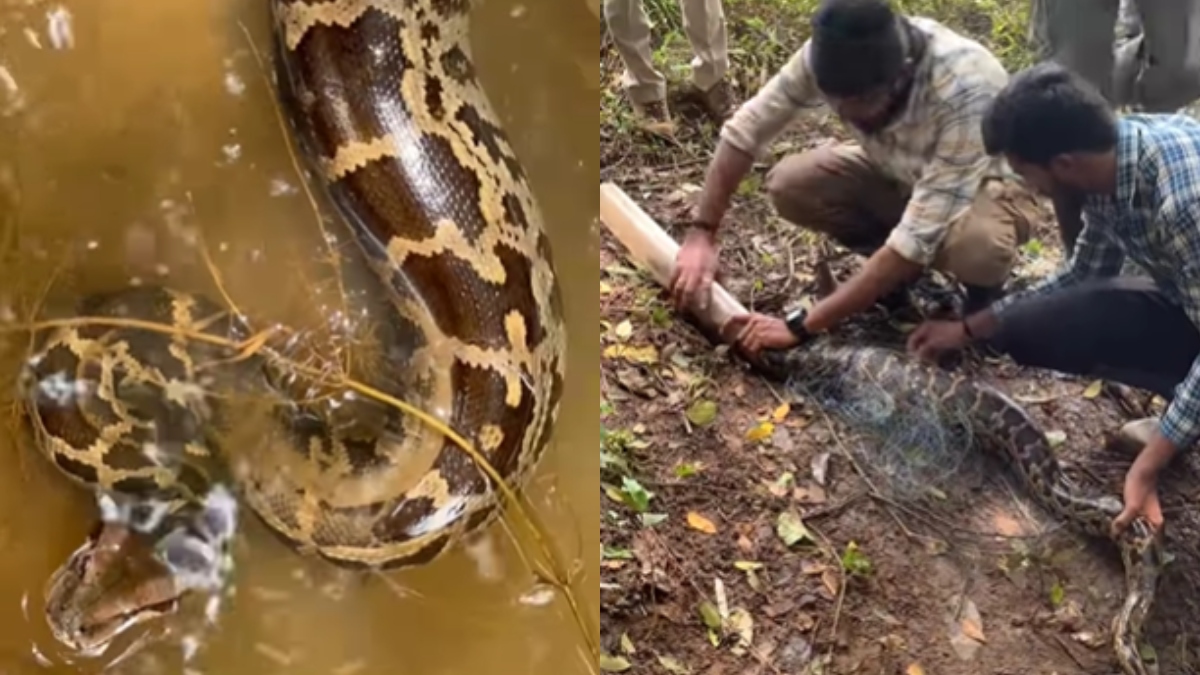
[782,354,989,504]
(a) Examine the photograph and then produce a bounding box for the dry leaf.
[727,608,754,656]
[1082,379,1103,398]
[746,421,775,442]
[600,280,614,295]
[771,403,790,422]
[657,655,691,674]
[948,595,985,661]
[599,654,632,672]
[603,344,659,363]
[614,319,633,340]
[811,452,831,485]
[775,510,811,547]
[687,512,718,534]
[620,633,636,654]
[960,617,986,643]
[905,664,927,675]
[821,569,839,596]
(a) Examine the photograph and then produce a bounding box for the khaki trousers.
[603,0,728,103]
[764,144,1039,288]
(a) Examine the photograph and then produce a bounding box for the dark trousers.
[988,277,1200,400]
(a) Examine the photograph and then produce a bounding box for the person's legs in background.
[1028,0,1121,255]
[603,0,673,130]
[1029,0,1121,102]
[679,0,735,121]
[603,0,735,130]
[1130,0,1200,112]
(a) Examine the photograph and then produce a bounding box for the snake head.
[43,522,183,658]
[43,486,238,658]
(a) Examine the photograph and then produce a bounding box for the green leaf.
[650,306,673,327]
[602,546,634,560]
[698,600,722,629]
[776,510,811,547]
[674,462,702,478]
[640,513,668,527]
[620,476,653,512]
[600,450,629,474]
[840,541,872,576]
[1049,580,1065,607]
[686,399,718,426]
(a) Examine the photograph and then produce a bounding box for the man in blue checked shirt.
[908,61,1200,537]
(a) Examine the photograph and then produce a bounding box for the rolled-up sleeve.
[719,41,817,160]
[884,87,997,266]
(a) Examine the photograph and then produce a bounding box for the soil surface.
[599,7,1200,673]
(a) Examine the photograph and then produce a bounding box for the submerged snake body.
[763,342,1163,675]
[23,0,566,651]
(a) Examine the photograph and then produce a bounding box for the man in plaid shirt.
[909,62,1200,535]
[671,0,1041,353]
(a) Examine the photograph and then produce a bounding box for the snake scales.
[20,0,565,656]
[760,341,1163,675]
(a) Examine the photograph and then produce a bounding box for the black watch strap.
[784,307,810,341]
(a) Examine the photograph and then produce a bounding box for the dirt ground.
[599,3,1200,674]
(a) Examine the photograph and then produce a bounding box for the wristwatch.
[784,307,812,344]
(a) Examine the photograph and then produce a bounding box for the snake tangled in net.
[760,341,1163,675]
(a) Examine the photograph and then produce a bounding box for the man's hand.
[1112,432,1177,536]
[1113,461,1164,536]
[670,229,720,311]
[804,245,922,334]
[724,312,800,356]
[906,320,969,361]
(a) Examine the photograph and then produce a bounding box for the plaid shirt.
[992,114,1200,450]
[720,17,1013,266]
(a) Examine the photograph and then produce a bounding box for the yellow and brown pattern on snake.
[26,0,565,576]
[762,343,1163,675]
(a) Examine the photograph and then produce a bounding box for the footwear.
[962,284,1006,315]
[631,98,675,136]
[696,79,735,122]
[1108,417,1159,457]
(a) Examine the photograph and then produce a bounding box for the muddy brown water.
[0,0,598,673]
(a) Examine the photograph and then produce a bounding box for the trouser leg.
[1029,0,1121,103]
[678,0,729,91]
[1131,0,1200,112]
[603,0,666,104]
[988,277,1200,399]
